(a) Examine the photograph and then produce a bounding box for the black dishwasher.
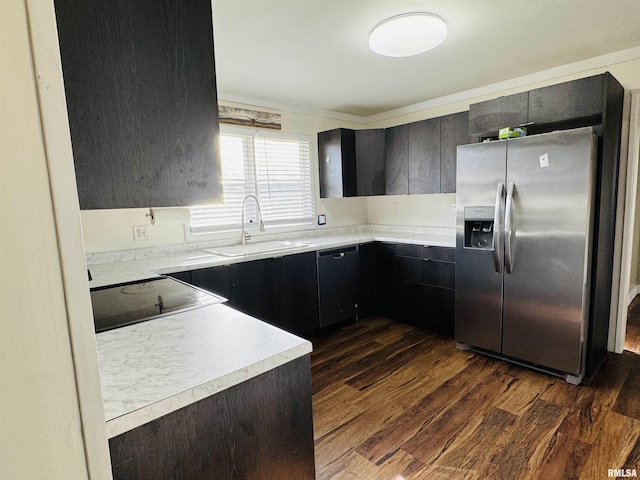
[317,246,359,327]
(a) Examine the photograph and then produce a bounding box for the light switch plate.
[318,214,326,225]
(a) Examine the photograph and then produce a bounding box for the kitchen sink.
[202,240,312,257]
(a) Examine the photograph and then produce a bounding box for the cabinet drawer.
[395,244,455,262]
[423,246,455,262]
[422,261,455,289]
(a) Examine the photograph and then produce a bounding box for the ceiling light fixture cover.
[369,13,447,57]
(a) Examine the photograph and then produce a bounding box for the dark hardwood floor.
[311,317,640,480]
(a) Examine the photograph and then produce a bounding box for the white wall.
[1,1,92,478]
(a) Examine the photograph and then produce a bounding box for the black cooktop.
[90,276,225,333]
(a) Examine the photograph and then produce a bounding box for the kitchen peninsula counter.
[97,302,311,438]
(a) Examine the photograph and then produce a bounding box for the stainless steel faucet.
[240,194,265,244]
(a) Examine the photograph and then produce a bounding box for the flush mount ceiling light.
[369,13,447,58]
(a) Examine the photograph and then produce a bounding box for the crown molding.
[219,46,640,126]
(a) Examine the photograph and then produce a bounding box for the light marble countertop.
[90,226,454,437]
[88,227,455,289]
[97,303,311,438]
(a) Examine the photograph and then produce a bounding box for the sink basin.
[202,241,311,257]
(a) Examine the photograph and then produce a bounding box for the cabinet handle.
[334,253,345,259]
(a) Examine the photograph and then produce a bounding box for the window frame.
[187,125,316,239]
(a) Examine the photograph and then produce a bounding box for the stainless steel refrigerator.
[455,127,597,384]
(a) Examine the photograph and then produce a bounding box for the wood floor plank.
[475,398,567,480]
[401,371,515,466]
[529,431,592,480]
[353,355,496,465]
[311,317,640,480]
[579,411,640,479]
[493,370,557,416]
[426,406,518,476]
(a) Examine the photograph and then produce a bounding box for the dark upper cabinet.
[355,129,386,196]
[276,252,319,336]
[440,111,477,193]
[55,0,222,209]
[385,124,409,195]
[469,92,529,136]
[318,128,357,198]
[528,75,605,125]
[408,118,441,194]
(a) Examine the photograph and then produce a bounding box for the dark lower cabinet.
[190,265,231,299]
[358,242,378,319]
[384,243,455,336]
[187,254,317,336]
[172,241,455,337]
[166,270,192,284]
[230,259,279,325]
[317,247,359,327]
[276,252,319,336]
[109,355,315,480]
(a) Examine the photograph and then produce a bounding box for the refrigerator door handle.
[493,183,505,273]
[505,182,515,274]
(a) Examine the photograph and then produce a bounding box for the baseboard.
[628,284,640,306]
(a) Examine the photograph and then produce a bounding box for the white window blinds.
[190,128,314,234]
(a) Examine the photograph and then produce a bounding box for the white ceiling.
[211,0,640,120]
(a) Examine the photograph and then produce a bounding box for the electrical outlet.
[451,204,457,214]
[318,214,326,225]
[392,202,398,214]
[133,225,149,241]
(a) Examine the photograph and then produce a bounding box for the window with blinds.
[190,128,315,234]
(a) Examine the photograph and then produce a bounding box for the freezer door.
[455,141,507,353]
[502,127,596,376]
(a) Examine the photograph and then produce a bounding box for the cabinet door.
[276,253,318,335]
[375,243,396,317]
[528,75,604,125]
[55,0,222,209]
[166,270,193,284]
[190,265,231,299]
[420,286,455,336]
[469,92,529,136]
[317,248,359,327]
[385,124,409,195]
[355,129,386,196]
[440,111,477,193]
[408,118,441,194]
[358,243,378,319]
[318,129,356,198]
[230,259,278,324]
